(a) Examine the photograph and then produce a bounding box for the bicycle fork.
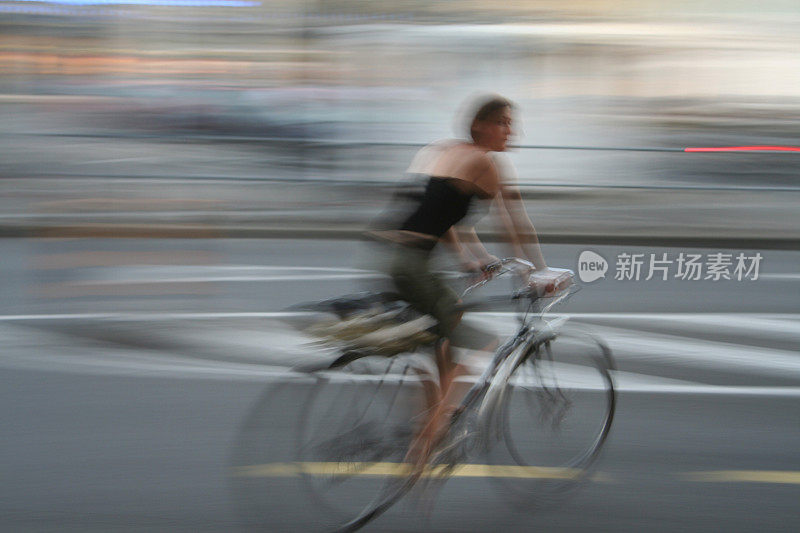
[475,316,568,445]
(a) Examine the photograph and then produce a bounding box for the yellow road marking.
[234,464,800,485]
[233,462,585,480]
[682,470,800,485]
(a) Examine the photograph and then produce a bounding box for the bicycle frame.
[288,259,605,533]
[299,258,580,459]
[442,258,579,454]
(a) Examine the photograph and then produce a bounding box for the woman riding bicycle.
[370,94,551,463]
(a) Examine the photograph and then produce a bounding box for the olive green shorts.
[388,245,495,352]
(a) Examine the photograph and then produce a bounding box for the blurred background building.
[1,0,798,244]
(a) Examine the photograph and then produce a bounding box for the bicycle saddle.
[291,292,438,357]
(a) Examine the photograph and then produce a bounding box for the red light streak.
[685,146,800,153]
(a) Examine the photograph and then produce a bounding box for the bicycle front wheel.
[487,326,616,503]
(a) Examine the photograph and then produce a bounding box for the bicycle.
[233,258,616,532]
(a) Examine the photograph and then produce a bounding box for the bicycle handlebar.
[460,257,578,306]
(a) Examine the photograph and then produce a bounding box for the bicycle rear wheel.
[295,355,432,531]
[486,326,616,504]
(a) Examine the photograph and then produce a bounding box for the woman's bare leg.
[406,320,499,470]
[406,338,469,469]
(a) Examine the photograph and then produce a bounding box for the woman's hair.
[466,94,515,142]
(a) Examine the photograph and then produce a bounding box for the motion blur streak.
[685,146,800,152]
[10,0,260,6]
[1,1,799,532]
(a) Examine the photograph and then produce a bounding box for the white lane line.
[1,311,798,322]
[484,312,800,322]
[4,347,800,397]
[3,312,799,372]
[615,383,800,397]
[760,273,800,280]
[474,313,800,341]
[100,265,375,273]
[1,322,798,393]
[3,311,799,374]
[58,273,800,284]
[31,260,800,284]
[547,313,800,338]
[45,265,386,285]
[593,324,800,377]
[0,312,312,321]
[69,274,384,284]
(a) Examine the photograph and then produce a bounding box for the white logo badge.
[578,251,608,283]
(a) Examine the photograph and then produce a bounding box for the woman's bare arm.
[491,191,530,262]
[500,184,547,270]
[489,153,547,269]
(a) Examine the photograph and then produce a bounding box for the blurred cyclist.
[370,94,550,464]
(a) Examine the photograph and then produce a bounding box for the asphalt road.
[2,363,799,532]
[1,237,799,531]
[3,238,798,316]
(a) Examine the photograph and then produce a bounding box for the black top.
[399,177,479,240]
